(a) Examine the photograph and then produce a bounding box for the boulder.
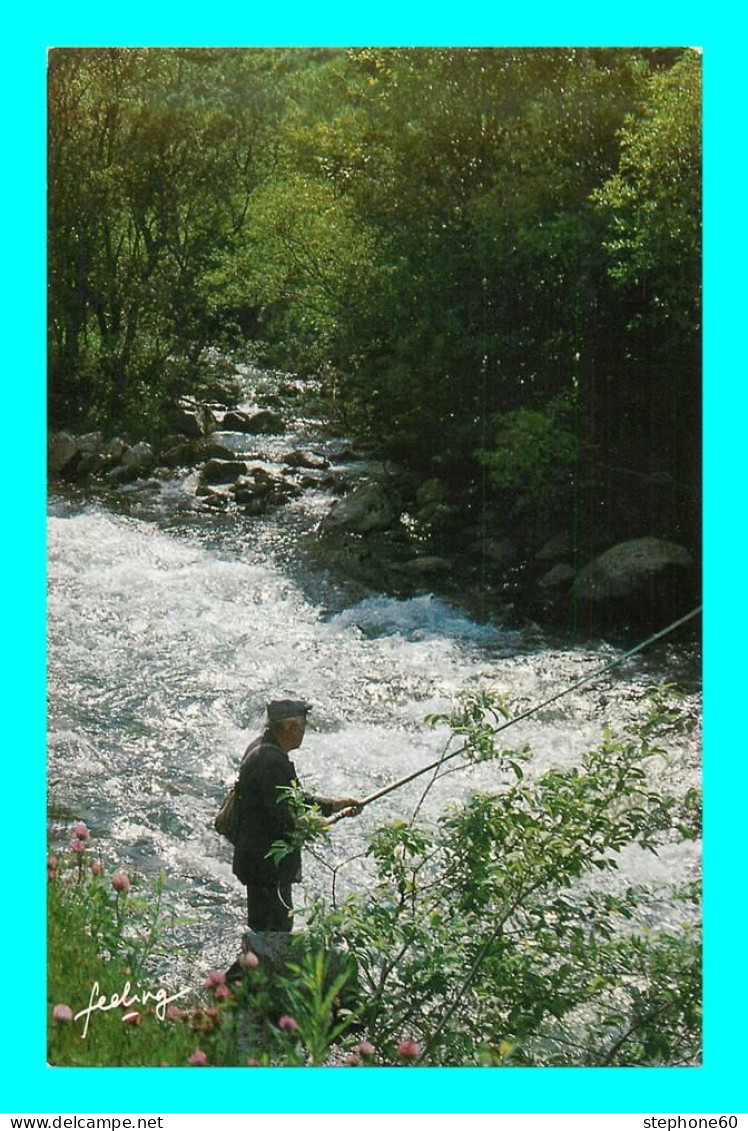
[199,459,248,486]
[226,931,360,1016]
[576,538,695,607]
[168,397,217,438]
[104,444,155,484]
[217,408,285,434]
[106,465,139,485]
[410,478,458,535]
[239,930,297,972]
[75,433,129,478]
[160,438,235,469]
[103,437,128,463]
[283,449,330,471]
[239,496,269,517]
[221,409,255,432]
[244,409,285,435]
[276,381,303,399]
[231,475,272,504]
[121,442,155,472]
[320,481,398,536]
[47,429,124,479]
[47,432,80,476]
[73,453,102,478]
[298,473,337,491]
[196,487,230,510]
[231,469,301,510]
[257,392,283,408]
[77,431,105,454]
[539,563,576,589]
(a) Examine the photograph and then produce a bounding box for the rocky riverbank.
[48,372,700,637]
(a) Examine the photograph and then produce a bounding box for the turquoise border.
[11,3,742,1114]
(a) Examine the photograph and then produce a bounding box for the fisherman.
[232,698,361,931]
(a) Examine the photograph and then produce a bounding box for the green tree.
[48,48,283,435]
[590,48,702,545]
[241,49,658,475]
[593,49,701,335]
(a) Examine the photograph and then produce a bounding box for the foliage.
[593,50,702,333]
[49,690,700,1067]
[588,49,702,539]
[477,393,578,520]
[273,949,358,1065]
[46,829,341,1067]
[267,783,333,867]
[306,689,702,1066]
[47,838,198,1066]
[47,48,286,436]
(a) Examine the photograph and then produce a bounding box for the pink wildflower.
[239,949,259,970]
[357,1040,376,1058]
[343,1053,361,1066]
[166,1005,185,1022]
[188,1049,208,1066]
[70,838,85,854]
[278,1014,299,1033]
[90,860,104,876]
[396,1038,421,1060]
[214,984,232,1001]
[74,822,91,841]
[247,1057,261,1067]
[111,873,131,893]
[47,855,58,870]
[204,970,226,989]
[53,1004,73,1023]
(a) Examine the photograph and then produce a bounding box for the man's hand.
[331,796,363,817]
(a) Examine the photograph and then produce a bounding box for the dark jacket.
[231,729,333,886]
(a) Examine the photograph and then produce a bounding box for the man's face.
[279,717,306,751]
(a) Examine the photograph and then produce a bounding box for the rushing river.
[47,369,701,982]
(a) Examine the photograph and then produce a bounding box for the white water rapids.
[47,375,701,981]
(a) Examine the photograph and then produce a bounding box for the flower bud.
[396,1038,421,1060]
[239,949,259,970]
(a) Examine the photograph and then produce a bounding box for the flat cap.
[266,698,312,722]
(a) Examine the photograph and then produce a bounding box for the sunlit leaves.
[267,782,332,867]
[316,693,701,1065]
[593,50,701,331]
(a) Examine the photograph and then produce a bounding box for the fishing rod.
[328,604,702,823]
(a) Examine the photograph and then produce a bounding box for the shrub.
[304,687,701,1066]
